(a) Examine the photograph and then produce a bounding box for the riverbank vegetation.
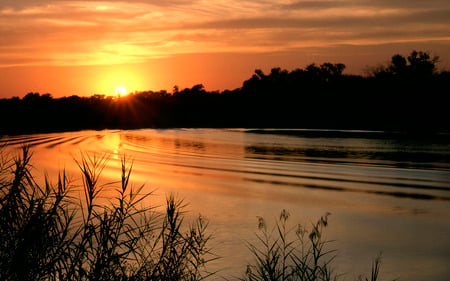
[241,211,382,281]
[1,147,385,281]
[0,147,214,281]
[1,50,448,135]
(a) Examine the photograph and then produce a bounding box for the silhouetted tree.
[173,85,179,94]
[373,50,439,80]
[407,50,439,77]
[23,92,41,102]
[0,50,448,134]
[389,54,408,76]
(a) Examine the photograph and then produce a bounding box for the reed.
[242,210,383,281]
[0,147,386,281]
[0,147,215,281]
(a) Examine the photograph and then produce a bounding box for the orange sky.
[1,0,450,98]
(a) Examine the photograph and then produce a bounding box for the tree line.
[1,50,449,135]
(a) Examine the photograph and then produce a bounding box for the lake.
[1,128,449,280]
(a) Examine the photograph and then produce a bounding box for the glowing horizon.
[1,0,450,97]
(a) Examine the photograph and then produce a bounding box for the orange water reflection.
[1,129,449,280]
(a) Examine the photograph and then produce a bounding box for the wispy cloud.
[1,0,449,67]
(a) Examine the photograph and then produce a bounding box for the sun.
[114,85,128,97]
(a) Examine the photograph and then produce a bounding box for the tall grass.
[1,147,387,281]
[242,210,383,281]
[0,147,215,281]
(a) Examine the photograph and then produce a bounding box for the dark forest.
[1,51,449,135]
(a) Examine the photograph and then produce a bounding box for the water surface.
[1,129,449,280]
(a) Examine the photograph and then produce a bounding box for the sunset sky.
[1,0,450,98]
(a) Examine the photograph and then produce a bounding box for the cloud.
[277,0,450,10]
[1,0,449,67]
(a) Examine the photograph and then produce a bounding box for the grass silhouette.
[1,147,386,281]
[241,211,383,281]
[0,147,215,281]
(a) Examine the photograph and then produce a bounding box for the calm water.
[1,129,450,280]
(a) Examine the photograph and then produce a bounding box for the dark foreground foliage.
[0,147,214,281]
[0,50,449,135]
[0,147,391,281]
[242,211,383,281]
